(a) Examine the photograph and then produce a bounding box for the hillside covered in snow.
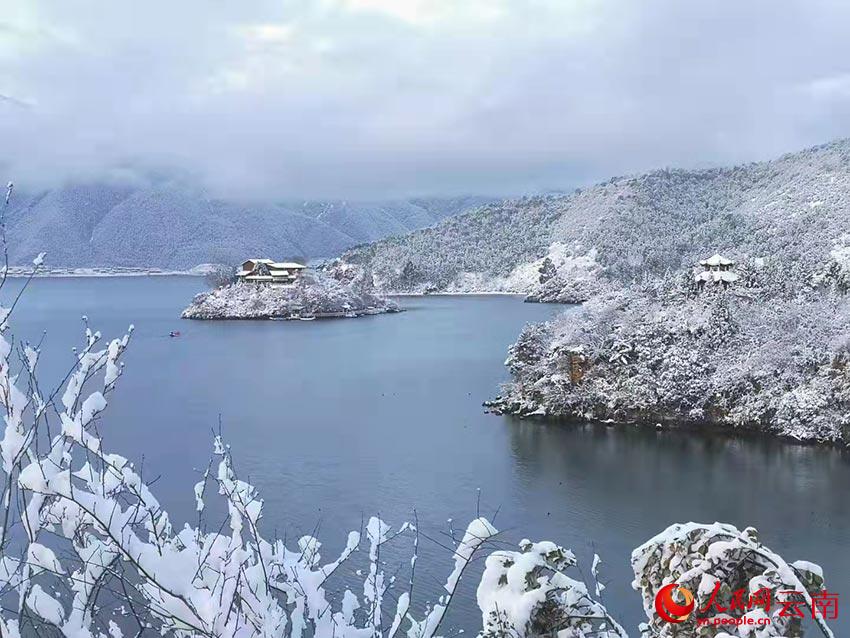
[4,180,489,270]
[487,257,850,443]
[329,139,850,302]
[327,139,850,443]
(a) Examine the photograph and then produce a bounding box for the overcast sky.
[2,0,850,199]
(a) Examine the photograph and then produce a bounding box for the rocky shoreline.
[7,265,214,278]
[483,398,850,448]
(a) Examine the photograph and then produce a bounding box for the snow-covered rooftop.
[242,259,306,269]
[699,254,735,267]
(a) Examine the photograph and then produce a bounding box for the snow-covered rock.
[181,271,400,320]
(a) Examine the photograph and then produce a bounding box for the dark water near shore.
[9,276,850,634]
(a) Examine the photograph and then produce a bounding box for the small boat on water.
[169,330,182,338]
[300,316,316,321]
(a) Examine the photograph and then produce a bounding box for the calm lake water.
[9,276,850,634]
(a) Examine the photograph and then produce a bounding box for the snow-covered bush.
[478,540,626,638]
[811,235,850,294]
[633,523,833,638]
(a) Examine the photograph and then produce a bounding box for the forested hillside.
[330,140,850,301]
[4,181,488,269]
[489,261,850,443]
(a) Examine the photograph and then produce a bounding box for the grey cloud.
[2,0,850,199]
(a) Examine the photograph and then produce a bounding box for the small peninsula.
[487,253,850,445]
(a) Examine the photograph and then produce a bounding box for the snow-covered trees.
[330,139,850,302]
[204,264,238,289]
[324,196,561,295]
[490,259,850,442]
[326,139,850,443]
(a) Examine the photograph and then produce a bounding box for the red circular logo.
[654,583,695,623]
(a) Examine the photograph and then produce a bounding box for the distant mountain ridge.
[4,181,491,270]
[329,139,850,300]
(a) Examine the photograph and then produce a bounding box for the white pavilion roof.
[699,253,735,267]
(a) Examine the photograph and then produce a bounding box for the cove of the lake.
[10,276,850,634]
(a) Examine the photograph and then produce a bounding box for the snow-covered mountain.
[3,181,490,270]
[328,137,850,443]
[330,139,850,300]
